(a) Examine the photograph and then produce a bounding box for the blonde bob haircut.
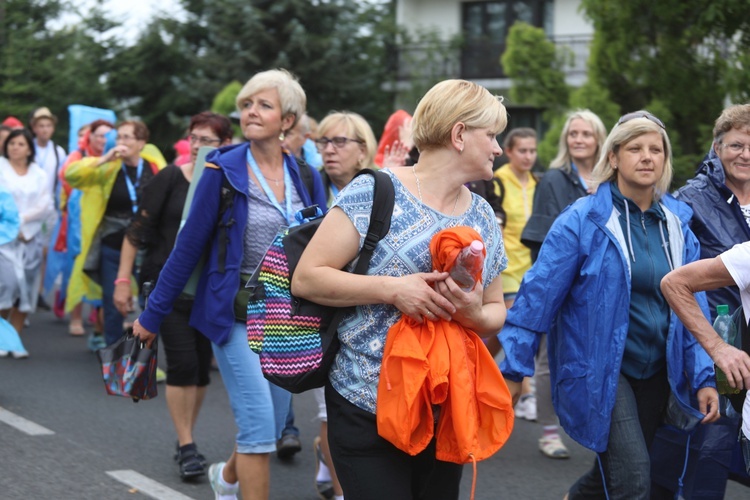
[590,114,673,201]
[235,68,306,131]
[549,109,607,173]
[317,111,378,169]
[411,79,507,152]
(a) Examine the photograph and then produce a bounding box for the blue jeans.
[569,369,669,500]
[212,321,291,454]
[101,245,125,346]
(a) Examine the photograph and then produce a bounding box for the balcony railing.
[393,34,592,82]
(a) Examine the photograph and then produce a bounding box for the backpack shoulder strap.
[351,168,394,275]
[296,155,315,200]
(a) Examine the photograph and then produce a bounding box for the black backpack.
[245,169,395,393]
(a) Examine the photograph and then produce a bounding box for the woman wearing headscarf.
[131,69,327,499]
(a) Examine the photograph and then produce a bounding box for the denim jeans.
[100,244,125,346]
[569,369,669,500]
[281,397,300,438]
[212,321,291,454]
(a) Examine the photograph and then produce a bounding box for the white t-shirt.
[719,241,750,440]
[0,158,54,240]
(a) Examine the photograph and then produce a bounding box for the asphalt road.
[1,309,747,499]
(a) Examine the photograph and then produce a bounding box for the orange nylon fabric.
[376,226,514,464]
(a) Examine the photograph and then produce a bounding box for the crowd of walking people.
[2,70,750,500]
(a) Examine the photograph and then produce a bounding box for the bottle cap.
[717,304,729,315]
[469,240,484,253]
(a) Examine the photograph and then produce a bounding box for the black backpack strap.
[352,168,394,274]
[296,155,316,200]
[325,169,395,332]
[216,176,235,273]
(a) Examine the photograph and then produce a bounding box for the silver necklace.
[263,175,282,186]
[412,164,461,216]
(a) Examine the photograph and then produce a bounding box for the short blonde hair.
[591,113,673,200]
[317,111,377,169]
[235,69,306,131]
[550,109,607,173]
[412,79,507,152]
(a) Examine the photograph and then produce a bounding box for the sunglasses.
[616,111,666,130]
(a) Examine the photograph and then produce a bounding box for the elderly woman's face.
[319,123,365,184]
[611,131,665,196]
[566,118,598,164]
[239,88,291,143]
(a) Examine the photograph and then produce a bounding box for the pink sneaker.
[53,291,65,319]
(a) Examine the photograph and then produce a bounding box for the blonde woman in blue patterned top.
[292,79,508,500]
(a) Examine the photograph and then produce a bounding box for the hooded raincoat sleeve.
[499,206,585,382]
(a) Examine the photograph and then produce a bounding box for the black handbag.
[97,328,158,403]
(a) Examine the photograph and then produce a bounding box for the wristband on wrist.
[114,278,131,286]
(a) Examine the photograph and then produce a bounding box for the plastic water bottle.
[449,240,484,292]
[713,304,741,395]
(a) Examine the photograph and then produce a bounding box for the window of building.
[461,0,552,79]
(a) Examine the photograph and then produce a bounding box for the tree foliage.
[0,0,116,145]
[580,0,750,159]
[500,22,569,119]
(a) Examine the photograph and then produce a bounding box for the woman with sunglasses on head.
[131,69,327,500]
[112,112,233,481]
[499,111,720,499]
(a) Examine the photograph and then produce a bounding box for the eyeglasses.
[616,111,666,130]
[116,134,138,142]
[189,134,221,146]
[315,136,363,151]
[720,142,750,155]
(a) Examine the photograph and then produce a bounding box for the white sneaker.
[539,434,570,459]
[514,394,537,421]
[0,350,9,357]
[208,462,238,500]
[11,350,29,359]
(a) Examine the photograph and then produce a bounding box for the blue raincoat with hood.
[499,182,715,453]
[675,147,750,318]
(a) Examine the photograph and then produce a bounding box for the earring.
[613,164,618,169]
[459,147,464,153]
[279,131,285,141]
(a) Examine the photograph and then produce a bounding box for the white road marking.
[106,470,197,500]
[0,406,55,435]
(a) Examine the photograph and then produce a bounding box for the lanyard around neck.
[246,148,296,226]
[121,158,144,214]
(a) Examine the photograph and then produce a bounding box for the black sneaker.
[37,294,51,311]
[276,433,302,460]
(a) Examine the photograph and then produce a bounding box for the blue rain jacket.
[499,182,715,452]
[674,147,750,317]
